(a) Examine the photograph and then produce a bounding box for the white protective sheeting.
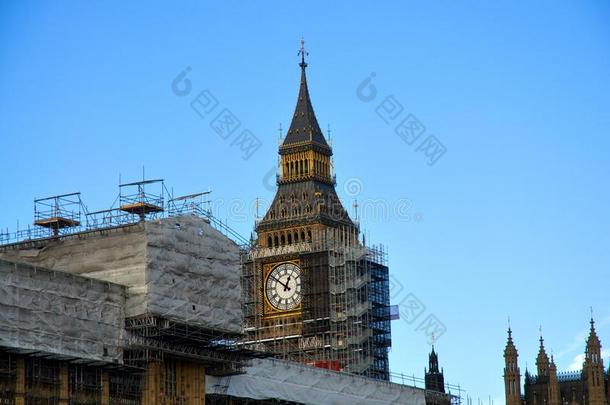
[0,259,125,362]
[206,358,426,405]
[144,216,242,333]
[0,216,242,334]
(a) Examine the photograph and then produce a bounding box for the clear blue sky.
[1,1,609,401]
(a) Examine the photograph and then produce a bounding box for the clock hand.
[283,276,291,292]
[271,275,291,291]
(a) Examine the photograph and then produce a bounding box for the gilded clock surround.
[262,260,302,317]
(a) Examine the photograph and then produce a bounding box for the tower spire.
[504,327,521,405]
[536,326,549,377]
[584,314,605,404]
[281,38,330,151]
[425,344,445,394]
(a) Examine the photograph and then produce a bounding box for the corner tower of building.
[504,327,522,405]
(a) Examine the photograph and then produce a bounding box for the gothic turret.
[504,327,522,405]
[425,346,450,405]
[536,333,550,380]
[425,346,445,392]
[584,317,606,405]
[548,355,561,405]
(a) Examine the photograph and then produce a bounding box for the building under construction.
[241,231,392,380]
[0,43,461,405]
[0,178,458,404]
[0,181,250,405]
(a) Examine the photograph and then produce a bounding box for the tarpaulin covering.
[0,216,242,334]
[206,358,426,405]
[0,259,125,362]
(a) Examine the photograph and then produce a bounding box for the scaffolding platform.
[33,192,84,236]
[34,216,80,229]
[119,179,165,220]
[119,201,164,216]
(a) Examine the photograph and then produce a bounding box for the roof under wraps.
[206,357,427,405]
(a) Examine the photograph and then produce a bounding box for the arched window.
[280,234,286,245]
[267,236,272,247]
[274,235,279,247]
[300,230,305,241]
[307,229,312,242]
[294,232,299,242]
[287,234,292,244]
[299,160,303,175]
[304,159,309,173]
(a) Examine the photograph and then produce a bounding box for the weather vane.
[298,37,308,66]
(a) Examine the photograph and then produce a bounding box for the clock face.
[266,263,302,311]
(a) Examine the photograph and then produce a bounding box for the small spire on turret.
[536,326,550,376]
[298,36,308,68]
[587,310,601,347]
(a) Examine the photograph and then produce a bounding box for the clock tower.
[242,40,391,380]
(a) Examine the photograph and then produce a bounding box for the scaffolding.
[0,178,249,249]
[119,179,165,220]
[167,191,211,217]
[122,315,260,376]
[33,192,85,236]
[0,178,258,405]
[241,225,392,381]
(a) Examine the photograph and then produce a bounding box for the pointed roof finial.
[587,309,600,346]
[282,38,329,150]
[299,36,308,68]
